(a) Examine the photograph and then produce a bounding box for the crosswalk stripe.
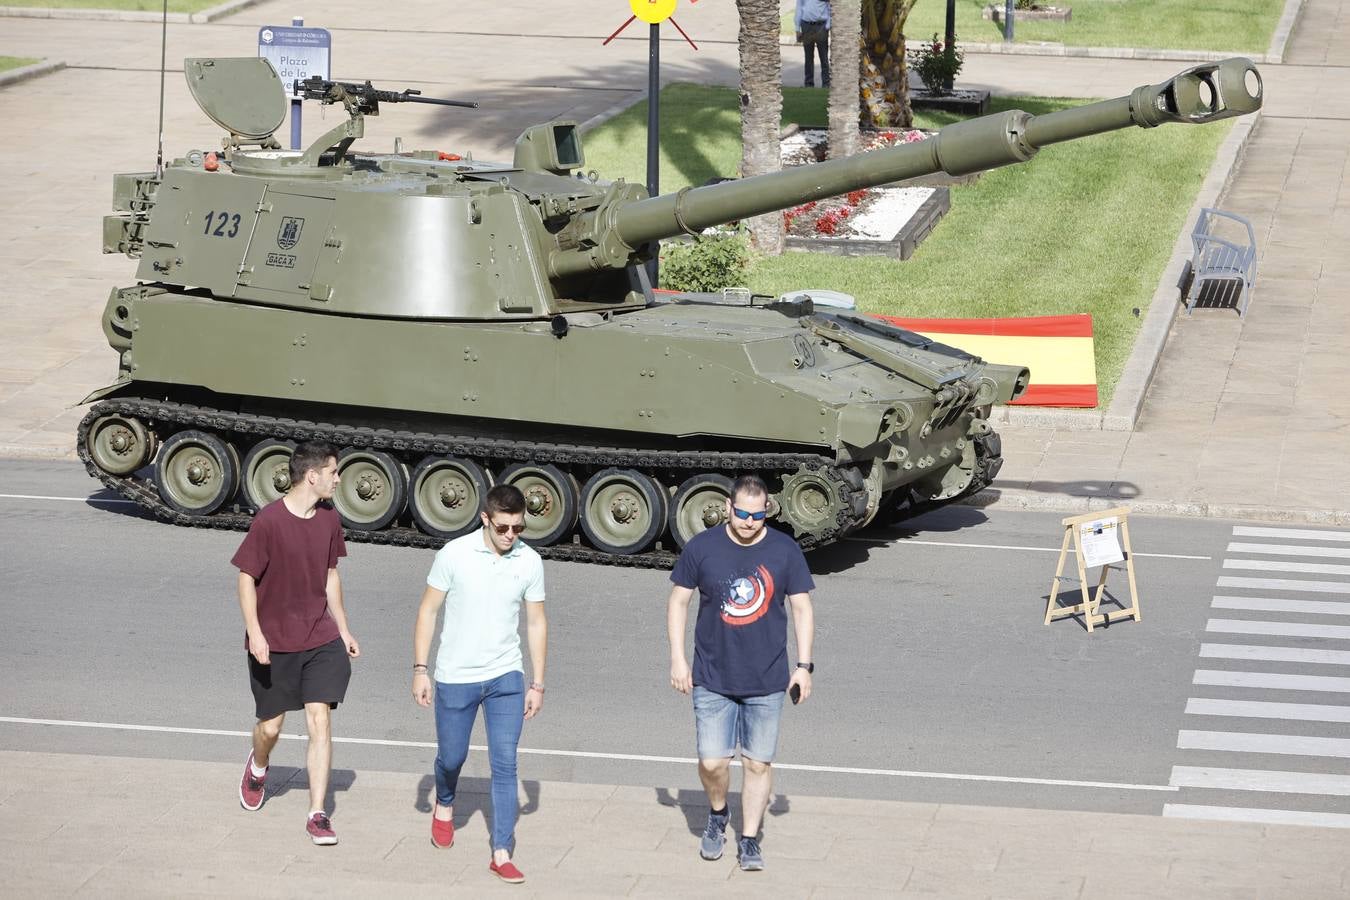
[1178,729,1350,758]
[1227,542,1350,559]
[1212,596,1350,616]
[1186,698,1350,723]
[1217,576,1350,594]
[1163,804,1350,828]
[1194,670,1350,692]
[1206,619,1350,640]
[1225,559,1350,576]
[1200,643,1350,665]
[1232,526,1350,543]
[1170,766,1350,795]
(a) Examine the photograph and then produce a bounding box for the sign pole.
[290,16,304,150]
[647,22,660,285]
[943,0,956,93]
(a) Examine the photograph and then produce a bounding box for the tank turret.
[82,56,1262,565]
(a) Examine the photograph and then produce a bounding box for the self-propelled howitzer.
[82,56,1262,565]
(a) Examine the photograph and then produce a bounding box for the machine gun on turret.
[292,76,479,117]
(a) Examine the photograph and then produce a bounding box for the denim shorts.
[692,686,785,763]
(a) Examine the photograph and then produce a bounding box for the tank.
[81,56,1263,565]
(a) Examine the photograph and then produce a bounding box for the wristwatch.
[796,662,814,674]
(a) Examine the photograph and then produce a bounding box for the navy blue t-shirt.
[671,525,815,697]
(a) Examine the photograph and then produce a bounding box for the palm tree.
[828,0,863,159]
[861,0,920,129]
[734,0,784,255]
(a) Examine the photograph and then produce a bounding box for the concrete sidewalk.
[3,749,1347,898]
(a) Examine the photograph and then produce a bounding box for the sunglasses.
[490,522,527,535]
[731,506,767,521]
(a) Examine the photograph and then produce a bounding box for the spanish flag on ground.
[877,314,1099,408]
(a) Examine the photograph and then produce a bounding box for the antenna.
[154,0,168,177]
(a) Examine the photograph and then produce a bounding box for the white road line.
[1212,595,1350,616]
[844,537,1207,560]
[1227,542,1350,559]
[1199,643,1350,665]
[1206,619,1350,640]
[1224,559,1350,577]
[1186,698,1350,723]
[0,492,137,505]
[1233,526,1350,542]
[1194,670,1350,692]
[1217,576,1350,595]
[0,715,1175,792]
[1170,766,1350,796]
[1178,729,1350,758]
[1163,804,1350,829]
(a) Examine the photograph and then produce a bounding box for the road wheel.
[579,468,667,555]
[668,473,734,550]
[497,462,578,546]
[776,464,849,541]
[241,438,296,511]
[334,449,407,531]
[410,455,491,540]
[87,414,155,476]
[154,429,239,516]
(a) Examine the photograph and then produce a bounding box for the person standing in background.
[796,0,831,88]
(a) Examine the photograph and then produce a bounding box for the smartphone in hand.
[789,683,801,705]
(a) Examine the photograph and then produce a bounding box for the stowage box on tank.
[81,56,1263,564]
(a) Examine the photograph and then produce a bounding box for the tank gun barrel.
[548,58,1260,279]
[293,76,479,115]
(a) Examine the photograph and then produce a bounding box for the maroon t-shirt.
[231,499,347,653]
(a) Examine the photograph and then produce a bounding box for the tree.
[828,0,863,159]
[735,0,784,255]
[861,0,920,129]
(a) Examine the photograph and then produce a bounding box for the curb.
[0,443,76,460]
[1267,0,1307,63]
[964,485,1350,527]
[577,90,647,135]
[0,0,261,23]
[0,58,64,88]
[987,110,1258,433]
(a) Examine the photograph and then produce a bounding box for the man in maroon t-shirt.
[231,441,360,846]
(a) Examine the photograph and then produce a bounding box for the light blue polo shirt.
[426,528,546,684]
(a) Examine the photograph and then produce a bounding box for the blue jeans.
[692,686,785,763]
[433,670,525,851]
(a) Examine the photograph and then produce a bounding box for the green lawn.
[582,84,1230,405]
[3,0,219,11]
[0,57,40,73]
[906,0,1283,54]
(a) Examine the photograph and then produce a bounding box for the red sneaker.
[431,807,454,849]
[307,812,338,846]
[239,751,266,811]
[489,859,525,884]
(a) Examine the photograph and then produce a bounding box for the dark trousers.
[801,21,830,87]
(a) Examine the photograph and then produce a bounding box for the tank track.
[77,398,870,569]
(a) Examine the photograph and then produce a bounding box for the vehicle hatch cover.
[184,57,285,140]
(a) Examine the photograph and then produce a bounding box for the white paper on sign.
[1079,517,1124,568]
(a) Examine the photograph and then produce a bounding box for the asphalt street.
[11,457,1329,823]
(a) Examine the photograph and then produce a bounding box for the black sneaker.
[737,835,764,871]
[700,809,729,860]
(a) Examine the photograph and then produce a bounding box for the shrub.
[658,232,751,292]
[908,33,965,94]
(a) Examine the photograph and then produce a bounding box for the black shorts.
[248,637,352,721]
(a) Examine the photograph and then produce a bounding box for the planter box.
[983,4,1072,22]
[910,88,991,117]
[784,187,950,260]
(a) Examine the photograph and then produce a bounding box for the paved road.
[5,458,1345,826]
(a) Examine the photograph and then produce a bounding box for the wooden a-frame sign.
[1044,507,1141,633]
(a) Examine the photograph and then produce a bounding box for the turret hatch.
[185,57,286,141]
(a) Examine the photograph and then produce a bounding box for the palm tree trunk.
[828,0,863,159]
[735,0,784,255]
[861,0,919,129]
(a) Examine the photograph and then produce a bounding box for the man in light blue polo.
[411,483,547,885]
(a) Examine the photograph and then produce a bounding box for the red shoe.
[489,859,525,884]
[431,807,454,849]
[307,812,338,846]
[239,751,266,811]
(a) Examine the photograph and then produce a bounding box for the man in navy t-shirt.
[667,474,816,872]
